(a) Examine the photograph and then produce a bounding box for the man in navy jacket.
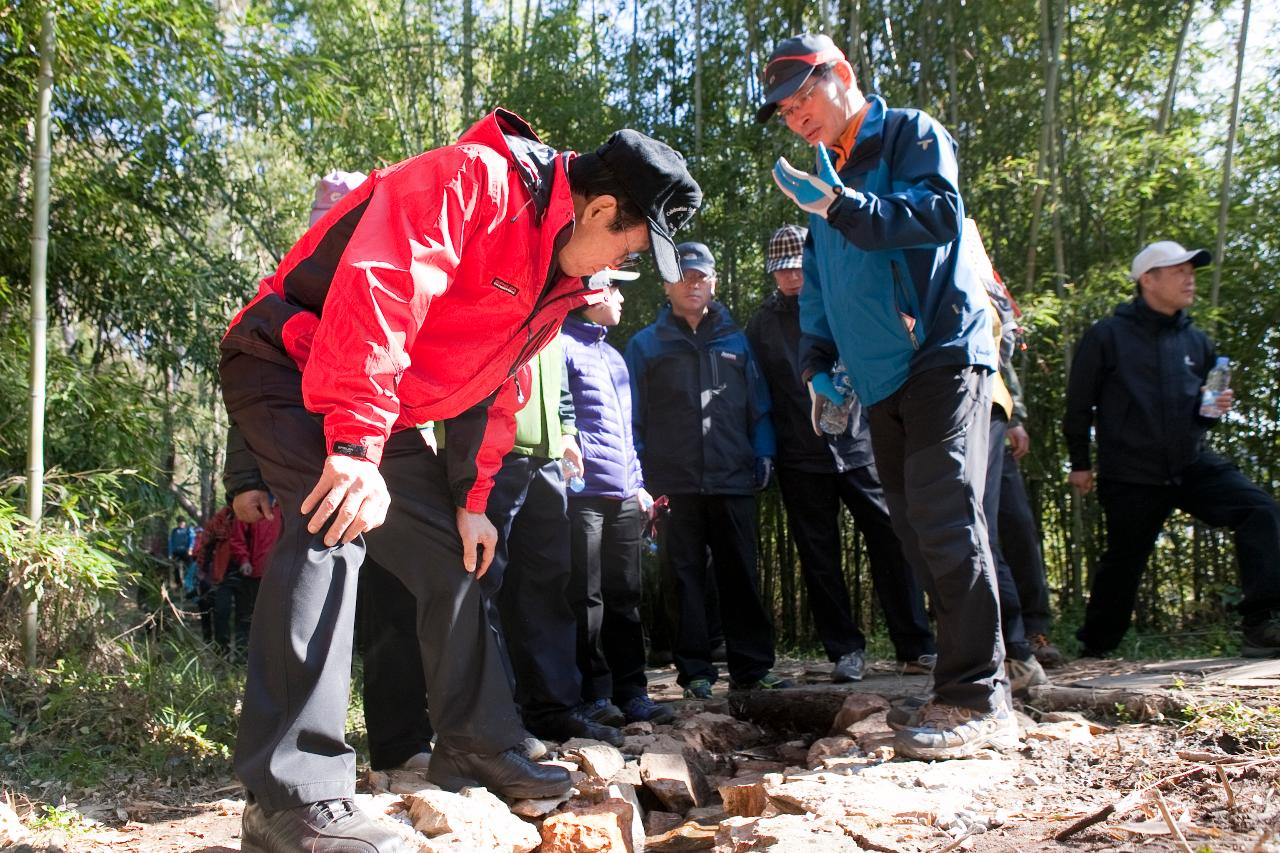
[1064,241,1280,658]
[760,33,1011,760]
[625,243,791,699]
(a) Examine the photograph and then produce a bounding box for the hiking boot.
[683,678,714,699]
[528,706,624,748]
[1029,633,1066,669]
[893,699,1021,760]
[831,650,866,683]
[427,743,571,799]
[1006,655,1049,697]
[1242,616,1280,658]
[520,736,548,761]
[886,695,929,731]
[729,672,795,691]
[621,694,676,725]
[899,654,937,675]
[583,698,626,728]
[240,796,414,853]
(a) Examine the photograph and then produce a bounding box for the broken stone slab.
[1025,719,1097,744]
[715,814,863,851]
[402,786,539,852]
[645,819,718,851]
[829,693,890,735]
[612,763,643,786]
[719,776,768,818]
[644,809,684,836]
[776,739,810,766]
[567,743,626,780]
[641,751,712,814]
[510,794,569,818]
[540,800,636,853]
[671,712,764,753]
[607,782,647,853]
[806,735,858,767]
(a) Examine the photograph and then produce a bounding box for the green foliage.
[1,636,242,790]
[0,0,1277,665]
[1181,699,1280,753]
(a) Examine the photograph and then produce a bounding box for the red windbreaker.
[223,110,605,511]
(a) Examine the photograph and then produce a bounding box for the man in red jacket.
[220,110,699,853]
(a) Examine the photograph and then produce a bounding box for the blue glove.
[754,457,774,491]
[808,372,846,406]
[772,143,844,218]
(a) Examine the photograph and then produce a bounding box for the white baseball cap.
[1129,241,1211,282]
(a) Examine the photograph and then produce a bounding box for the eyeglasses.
[776,72,827,122]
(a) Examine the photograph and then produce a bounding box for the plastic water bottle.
[562,458,586,493]
[1199,357,1231,417]
[818,360,856,435]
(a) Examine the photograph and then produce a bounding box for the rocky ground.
[3,655,1279,852]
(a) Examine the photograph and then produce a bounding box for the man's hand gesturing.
[456,508,498,578]
[301,455,390,547]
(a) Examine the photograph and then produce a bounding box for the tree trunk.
[1210,0,1250,317]
[1024,0,1066,293]
[24,8,55,671]
[694,0,703,164]
[462,0,475,117]
[846,0,863,86]
[1137,0,1195,247]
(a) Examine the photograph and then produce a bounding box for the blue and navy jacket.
[799,95,997,406]
[624,302,776,496]
[560,316,645,500]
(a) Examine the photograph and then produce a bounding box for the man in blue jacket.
[760,33,1012,759]
[625,243,791,699]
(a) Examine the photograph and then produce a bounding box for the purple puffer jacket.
[561,316,645,499]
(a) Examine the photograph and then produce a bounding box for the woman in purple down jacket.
[561,277,673,726]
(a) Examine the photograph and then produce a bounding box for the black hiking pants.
[774,465,935,662]
[867,366,1007,714]
[221,351,524,812]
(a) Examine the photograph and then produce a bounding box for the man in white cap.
[1064,240,1280,658]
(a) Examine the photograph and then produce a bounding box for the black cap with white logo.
[595,130,702,283]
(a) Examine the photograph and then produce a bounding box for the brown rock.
[805,735,858,767]
[644,810,684,836]
[829,693,890,735]
[776,740,810,766]
[612,763,643,786]
[569,743,626,780]
[510,795,568,818]
[640,752,711,813]
[607,782,647,853]
[540,800,635,853]
[714,814,862,851]
[718,776,768,818]
[671,712,764,753]
[622,721,655,736]
[402,786,539,851]
[621,734,656,756]
[645,819,718,850]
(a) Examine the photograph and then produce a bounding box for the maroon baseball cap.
[756,33,845,124]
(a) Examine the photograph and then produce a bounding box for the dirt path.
[9,656,1280,852]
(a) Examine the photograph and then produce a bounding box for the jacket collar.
[837,94,888,177]
[1118,295,1191,331]
[564,314,609,343]
[456,108,562,223]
